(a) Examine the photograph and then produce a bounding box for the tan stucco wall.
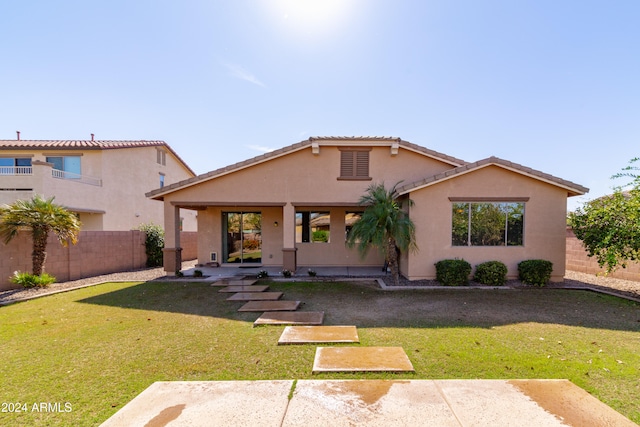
[165,146,455,205]
[161,145,573,277]
[406,165,569,281]
[163,145,449,267]
[0,146,196,231]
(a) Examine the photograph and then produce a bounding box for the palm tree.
[0,195,81,276]
[347,182,417,286]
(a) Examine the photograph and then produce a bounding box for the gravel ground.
[1,265,638,306]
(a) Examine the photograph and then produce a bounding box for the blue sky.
[1,1,638,211]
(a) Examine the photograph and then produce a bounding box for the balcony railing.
[0,166,33,175]
[51,169,102,186]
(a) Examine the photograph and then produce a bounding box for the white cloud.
[222,62,266,87]
[247,144,276,153]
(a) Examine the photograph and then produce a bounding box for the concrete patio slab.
[238,300,301,312]
[313,347,414,373]
[284,380,460,426]
[210,279,258,287]
[434,379,638,427]
[253,311,325,327]
[218,285,269,293]
[226,292,283,301]
[101,379,637,426]
[278,326,359,345]
[99,380,293,427]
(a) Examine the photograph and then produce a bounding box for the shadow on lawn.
[75,280,640,332]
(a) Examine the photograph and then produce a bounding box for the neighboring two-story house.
[147,136,588,282]
[0,136,197,231]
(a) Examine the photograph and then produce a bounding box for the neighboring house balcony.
[0,160,102,206]
[0,166,32,175]
[50,168,102,186]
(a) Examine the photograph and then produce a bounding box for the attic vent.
[338,148,371,181]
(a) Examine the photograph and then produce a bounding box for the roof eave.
[398,158,589,197]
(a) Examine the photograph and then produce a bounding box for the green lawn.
[1,280,639,426]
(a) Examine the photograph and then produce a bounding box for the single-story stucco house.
[146,137,588,281]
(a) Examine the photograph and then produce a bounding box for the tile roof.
[146,137,467,199]
[0,139,166,149]
[396,156,589,197]
[0,139,195,176]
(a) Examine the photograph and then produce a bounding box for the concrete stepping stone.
[227,292,283,301]
[219,285,270,293]
[210,279,257,287]
[238,300,301,312]
[254,311,325,327]
[278,326,359,345]
[313,347,414,373]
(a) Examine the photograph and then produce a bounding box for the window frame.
[295,211,331,243]
[450,198,526,247]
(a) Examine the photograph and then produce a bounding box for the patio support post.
[282,202,297,272]
[162,204,182,274]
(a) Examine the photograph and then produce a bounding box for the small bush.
[518,260,553,286]
[193,270,203,277]
[257,270,269,278]
[282,269,292,278]
[474,261,508,286]
[312,230,329,242]
[10,271,56,289]
[435,259,472,286]
[137,223,165,267]
[308,269,317,277]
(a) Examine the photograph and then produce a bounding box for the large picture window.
[452,202,524,246]
[296,211,330,243]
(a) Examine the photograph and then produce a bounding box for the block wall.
[566,228,640,281]
[0,231,197,290]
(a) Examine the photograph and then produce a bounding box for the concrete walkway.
[100,379,637,426]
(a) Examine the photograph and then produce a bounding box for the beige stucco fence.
[566,228,640,281]
[0,231,197,291]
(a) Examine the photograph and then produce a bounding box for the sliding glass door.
[223,212,262,264]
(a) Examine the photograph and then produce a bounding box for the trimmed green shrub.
[257,270,269,278]
[10,271,56,288]
[312,230,329,242]
[137,223,165,267]
[435,259,472,286]
[474,261,508,286]
[518,259,553,286]
[193,270,203,277]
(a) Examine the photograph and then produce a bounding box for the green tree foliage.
[569,158,640,273]
[0,195,81,276]
[346,182,417,286]
[137,223,165,267]
[611,157,640,188]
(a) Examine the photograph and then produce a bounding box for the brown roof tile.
[0,139,195,176]
[0,139,167,149]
